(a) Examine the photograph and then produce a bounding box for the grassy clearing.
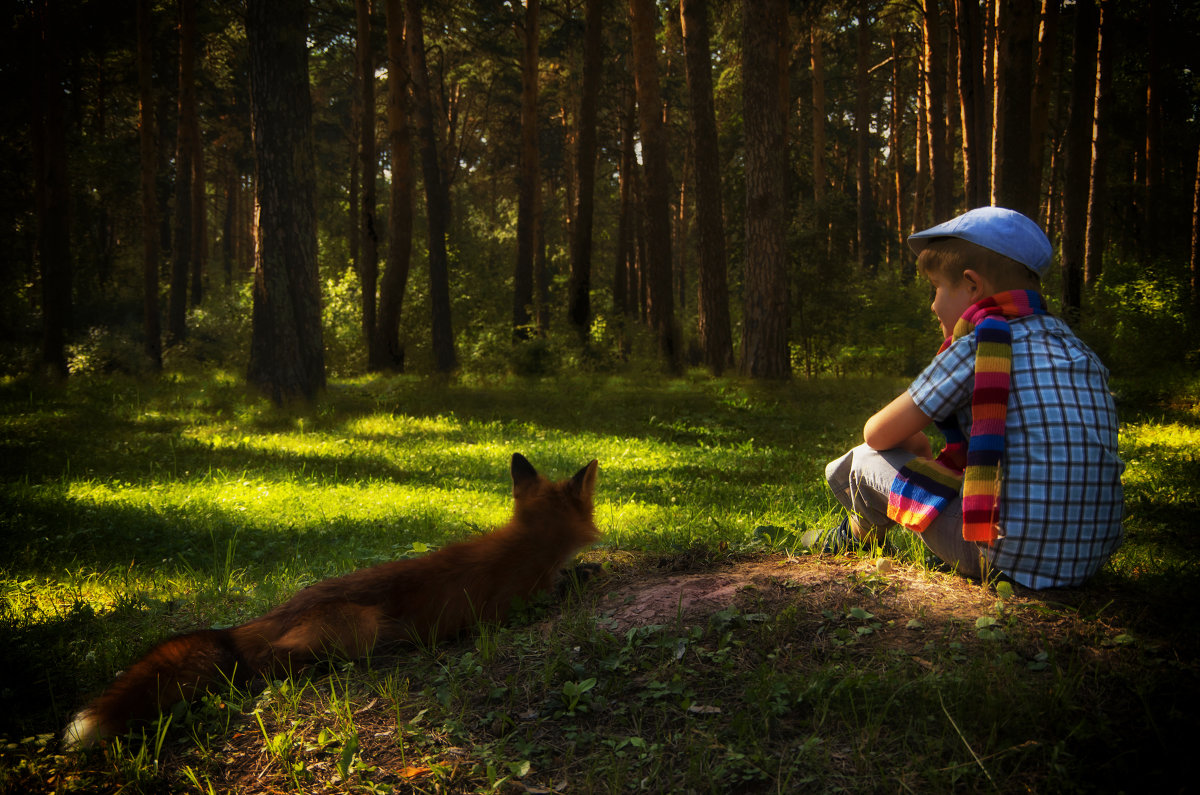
[1,371,1197,793]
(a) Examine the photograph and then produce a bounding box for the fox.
[63,453,600,749]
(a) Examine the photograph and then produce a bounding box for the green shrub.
[162,285,253,372]
[1080,261,1193,377]
[323,267,367,377]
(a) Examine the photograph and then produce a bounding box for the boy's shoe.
[801,516,856,554]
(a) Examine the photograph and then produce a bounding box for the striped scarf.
[886,290,1048,543]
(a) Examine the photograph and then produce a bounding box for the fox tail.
[63,628,245,749]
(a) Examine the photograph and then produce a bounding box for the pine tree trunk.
[567,0,602,340]
[1084,0,1112,287]
[923,0,952,222]
[1060,0,1098,323]
[680,0,733,375]
[190,107,206,307]
[810,25,827,206]
[629,0,679,370]
[348,130,359,273]
[356,0,381,367]
[246,0,325,404]
[992,0,1036,216]
[914,47,929,232]
[854,0,878,274]
[137,0,161,370]
[221,162,236,286]
[612,79,634,318]
[1029,0,1059,220]
[32,0,72,378]
[810,23,829,260]
[513,0,540,340]
[1142,3,1163,258]
[405,0,456,372]
[889,29,908,273]
[1191,142,1200,319]
[740,0,789,379]
[954,0,987,208]
[169,0,197,343]
[376,0,412,372]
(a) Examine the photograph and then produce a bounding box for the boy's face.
[929,270,982,338]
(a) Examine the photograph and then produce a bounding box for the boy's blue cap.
[908,206,1053,276]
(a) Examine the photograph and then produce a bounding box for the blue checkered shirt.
[908,313,1124,589]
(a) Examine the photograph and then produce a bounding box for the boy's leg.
[824,444,989,578]
[824,443,914,531]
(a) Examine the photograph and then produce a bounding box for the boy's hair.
[917,237,1041,288]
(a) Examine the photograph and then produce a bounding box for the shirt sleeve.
[908,336,976,423]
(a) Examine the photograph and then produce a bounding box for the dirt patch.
[599,554,1001,633]
[586,550,1158,666]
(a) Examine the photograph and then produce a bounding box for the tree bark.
[246,0,325,404]
[356,0,381,366]
[914,39,929,232]
[513,0,540,341]
[740,0,789,379]
[613,79,635,318]
[221,163,237,286]
[1060,0,1098,324]
[923,0,953,222]
[992,0,1036,216]
[405,0,456,372]
[889,28,908,272]
[1028,0,1059,220]
[1191,141,1200,319]
[629,0,679,370]
[169,0,197,343]
[137,0,162,370]
[190,101,206,308]
[32,0,72,378]
[567,0,602,341]
[1142,2,1163,258]
[954,0,987,208]
[680,0,733,375]
[377,0,413,372]
[810,25,827,207]
[854,0,878,274]
[1084,0,1113,287]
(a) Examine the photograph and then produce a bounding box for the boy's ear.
[570,459,599,502]
[511,453,539,496]
[962,268,989,298]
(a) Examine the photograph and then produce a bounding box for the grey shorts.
[825,443,993,580]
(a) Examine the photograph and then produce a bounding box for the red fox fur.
[63,453,600,749]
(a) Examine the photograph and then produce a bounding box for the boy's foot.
[801,516,856,554]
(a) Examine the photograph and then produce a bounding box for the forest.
[4,2,1200,791]
[5,0,1200,395]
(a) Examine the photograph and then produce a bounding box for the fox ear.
[570,459,599,502]
[511,453,539,496]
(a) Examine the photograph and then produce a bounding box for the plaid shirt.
[908,313,1124,589]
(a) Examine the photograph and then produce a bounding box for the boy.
[822,206,1124,589]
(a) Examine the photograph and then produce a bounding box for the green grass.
[1,370,1197,793]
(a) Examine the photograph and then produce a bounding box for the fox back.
[64,453,600,749]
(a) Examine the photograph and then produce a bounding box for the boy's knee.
[824,447,856,487]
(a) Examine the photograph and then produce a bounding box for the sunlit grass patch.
[1120,419,1200,500]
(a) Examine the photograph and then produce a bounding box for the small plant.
[975,615,1005,641]
[559,677,597,716]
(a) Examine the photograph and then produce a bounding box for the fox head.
[509,453,601,545]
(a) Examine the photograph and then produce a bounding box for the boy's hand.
[864,392,933,453]
[900,432,933,459]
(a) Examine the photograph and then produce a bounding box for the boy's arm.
[864,392,933,457]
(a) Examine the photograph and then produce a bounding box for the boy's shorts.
[825,444,992,579]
